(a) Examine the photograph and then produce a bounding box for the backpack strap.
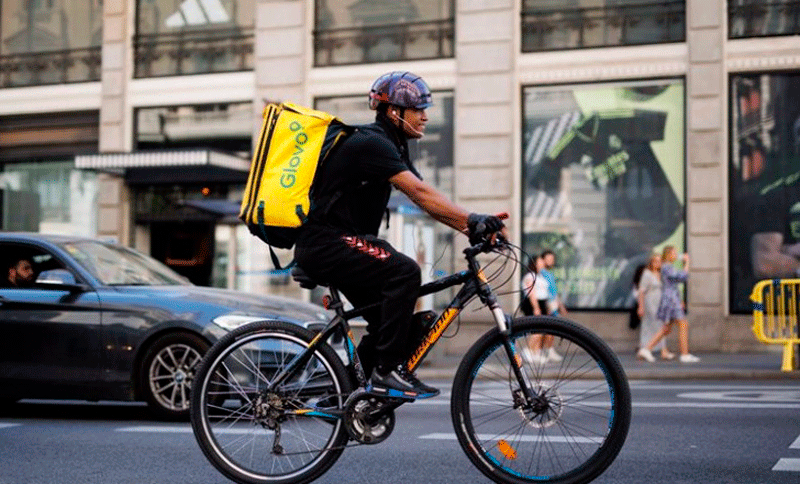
[257,201,294,270]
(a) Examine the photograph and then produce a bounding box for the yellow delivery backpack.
[239,102,351,267]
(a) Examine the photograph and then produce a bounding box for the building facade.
[1,0,796,355]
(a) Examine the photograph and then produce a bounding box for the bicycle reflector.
[497,440,517,460]
[322,295,332,309]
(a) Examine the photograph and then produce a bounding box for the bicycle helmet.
[368,71,433,111]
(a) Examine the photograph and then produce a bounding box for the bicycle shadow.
[0,399,163,422]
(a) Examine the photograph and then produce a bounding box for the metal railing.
[313,18,454,67]
[751,279,800,371]
[730,0,800,38]
[0,47,101,88]
[134,28,254,78]
[521,0,685,52]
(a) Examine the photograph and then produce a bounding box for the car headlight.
[212,314,268,331]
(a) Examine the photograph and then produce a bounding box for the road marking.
[791,435,800,450]
[117,425,272,435]
[0,423,20,430]
[678,391,800,402]
[419,432,602,444]
[773,458,800,472]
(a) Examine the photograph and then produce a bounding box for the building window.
[314,0,454,67]
[729,0,800,38]
[521,0,685,52]
[730,73,800,313]
[522,79,685,309]
[0,1,102,88]
[0,161,98,235]
[135,0,254,77]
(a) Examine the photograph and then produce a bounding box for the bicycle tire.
[451,315,631,484]
[191,320,353,484]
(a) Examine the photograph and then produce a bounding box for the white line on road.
[791,434,800,450]
[117,426,273,435]
[419,432,602,444]
[0,423,20,430]
[773,458,800,472]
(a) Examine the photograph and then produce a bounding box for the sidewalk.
[417,351,800,380]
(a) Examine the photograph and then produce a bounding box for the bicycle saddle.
[290,266,326,289]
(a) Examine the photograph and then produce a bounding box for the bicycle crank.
[343,389,396,444]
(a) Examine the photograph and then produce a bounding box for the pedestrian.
[520,254,551,364]
[523,249,566,364]
[637,246,700,363]
[635,253,675,361]
[294,71,507,399]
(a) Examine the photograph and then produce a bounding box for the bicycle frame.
[268,244,529,399]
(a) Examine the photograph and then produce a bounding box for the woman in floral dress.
[637,246,700,363]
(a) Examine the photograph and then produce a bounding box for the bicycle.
[190,237,631,484]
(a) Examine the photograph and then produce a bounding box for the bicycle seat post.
[325,286,346,317]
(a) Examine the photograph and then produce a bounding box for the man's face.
[390,106,428,139]
[544,253,556,269]
[10,260,34,286]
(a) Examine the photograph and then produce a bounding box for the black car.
[0,233,330,419]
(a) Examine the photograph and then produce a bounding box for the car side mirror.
[36,269,87,292]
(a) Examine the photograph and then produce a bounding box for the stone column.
[98,0,134,244]
[448,0,516,351]
[685,0,727,349]
[248,0,309,297]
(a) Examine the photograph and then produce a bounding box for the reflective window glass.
[135,0,255,77]
[730,0,800,38]
[314,0,454,66]
[0,1,102,87]
[522,0,684,52]
[522,79,685,309]
[730,73,800,312]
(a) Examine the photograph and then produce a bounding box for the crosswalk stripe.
[419,432,602,444]
[0,423,20,429]
[790,434,800,449]
[773,458,800,472]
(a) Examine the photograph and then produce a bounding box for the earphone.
[392,110,424,137]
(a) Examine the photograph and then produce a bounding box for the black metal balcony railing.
[0,47,101,88]
[314,18,454,67]
[729,0,800,38]
[521,1,685,52]
[134,27,254,78]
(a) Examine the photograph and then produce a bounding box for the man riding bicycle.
[294,71,505,399]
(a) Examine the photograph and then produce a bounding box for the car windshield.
[59,241,190,286]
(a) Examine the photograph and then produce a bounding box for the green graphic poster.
[522,79,685,309]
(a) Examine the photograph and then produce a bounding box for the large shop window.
[730,73,800,313]
[729,0,800,38]
[0,1,102,87]
[521,0,685,52]
[522,79,685,309]
[314,0,454,66]
[315,93,455,310]
[135,0,254,77]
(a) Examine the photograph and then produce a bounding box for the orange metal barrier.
[751,279,800,372]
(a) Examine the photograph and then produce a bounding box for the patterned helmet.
[368,71,433,110]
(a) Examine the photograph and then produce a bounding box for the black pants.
[295,226,421,376]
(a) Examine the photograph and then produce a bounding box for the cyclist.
[294,71,505,399]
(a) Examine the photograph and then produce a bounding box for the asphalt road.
[1,380,799,484]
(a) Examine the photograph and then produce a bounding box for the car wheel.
[140,332,210,420]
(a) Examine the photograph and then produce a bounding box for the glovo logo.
[280,120,309,189]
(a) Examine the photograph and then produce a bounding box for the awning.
[74,149,250,184]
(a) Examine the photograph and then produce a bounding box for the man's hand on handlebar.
[467,212,509,247]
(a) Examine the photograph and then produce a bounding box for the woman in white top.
[636,254,674,360]
[520,255,558,364]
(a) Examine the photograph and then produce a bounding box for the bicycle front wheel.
[191,320,352,484]
[451,316,631,484]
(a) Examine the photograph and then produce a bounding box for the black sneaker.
[366,365,440,400]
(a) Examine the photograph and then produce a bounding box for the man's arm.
[389,170,470,233]
[751,231,800,278]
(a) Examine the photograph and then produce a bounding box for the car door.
[0,242,103,398]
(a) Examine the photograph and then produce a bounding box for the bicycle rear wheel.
[451,316,631,484]
[191,320,352,484]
